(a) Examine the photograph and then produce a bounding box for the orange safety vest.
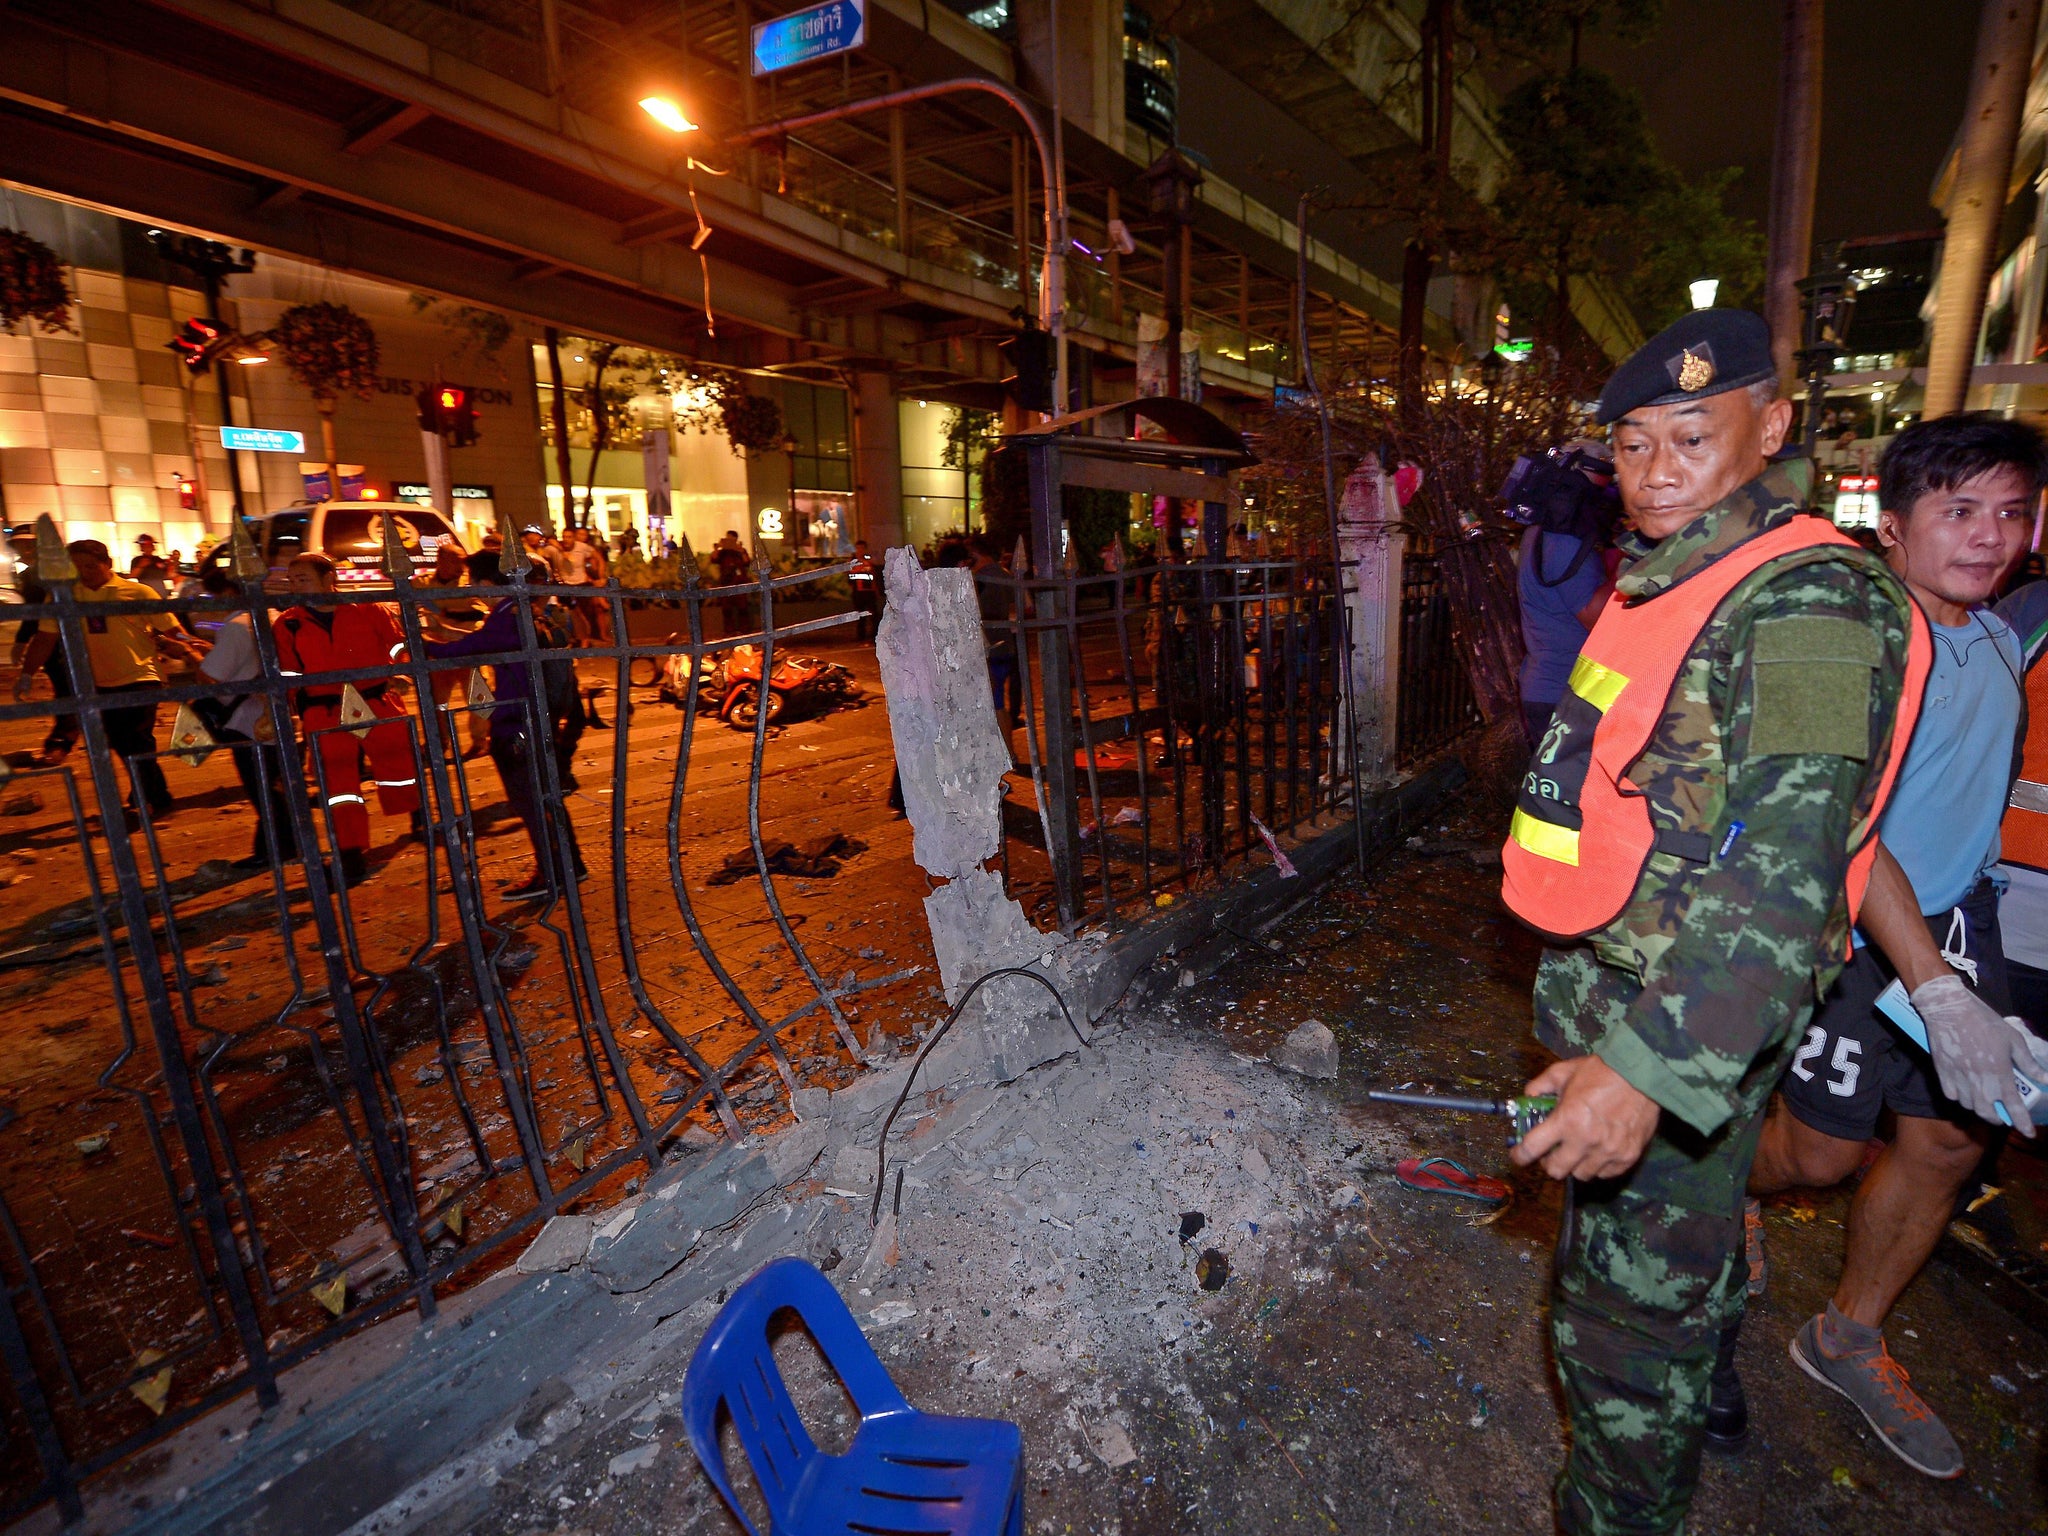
[2002,652,2048,871]
[1501,517,1930,943]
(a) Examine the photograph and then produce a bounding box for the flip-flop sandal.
[1395,1156,1509,1204]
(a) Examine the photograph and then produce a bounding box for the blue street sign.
[751,0,865,76]
[220,426,306,453]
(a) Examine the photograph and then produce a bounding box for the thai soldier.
[1497,309,1930,1536]
[272,552,422,888]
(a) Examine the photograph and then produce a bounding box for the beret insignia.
[1674,346,1716,393]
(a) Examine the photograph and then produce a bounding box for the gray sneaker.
[1790,1314,1963,1479]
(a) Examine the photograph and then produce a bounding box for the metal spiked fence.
[0,511,911,1522]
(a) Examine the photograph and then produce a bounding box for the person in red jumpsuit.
[273,552,421,887]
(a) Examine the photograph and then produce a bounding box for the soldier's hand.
[1510,1054,1660,1182]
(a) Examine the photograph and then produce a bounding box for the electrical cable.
[869,965,1089,1228]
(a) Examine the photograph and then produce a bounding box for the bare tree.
[1926,0,2043,418]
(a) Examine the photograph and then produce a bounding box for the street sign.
[751,0,864,76]
[220,426,306,453]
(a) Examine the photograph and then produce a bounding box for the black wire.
[869,965,1089,1228]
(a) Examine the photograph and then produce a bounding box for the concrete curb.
[1070,754,1469,1016]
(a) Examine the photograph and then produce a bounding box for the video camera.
[1498,442,1619,588]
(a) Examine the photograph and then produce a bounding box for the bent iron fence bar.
[974,546,1363,933]
[0,516,914,1522]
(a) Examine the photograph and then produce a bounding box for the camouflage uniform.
[1530,461,1915,1534]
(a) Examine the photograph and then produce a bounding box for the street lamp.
[640,95,699,134]
[1689,277,1719,310]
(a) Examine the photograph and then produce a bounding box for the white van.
[204,501,462,592]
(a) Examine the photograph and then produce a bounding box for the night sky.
[1587,0,1979,244]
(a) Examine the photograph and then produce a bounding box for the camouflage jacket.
[1533,460,1915,1210]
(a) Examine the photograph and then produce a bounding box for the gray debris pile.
[480,992,1405,1519]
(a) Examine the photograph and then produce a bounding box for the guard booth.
[994,399,1362,932]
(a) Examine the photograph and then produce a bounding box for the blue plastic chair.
[681,1256,1024,1535]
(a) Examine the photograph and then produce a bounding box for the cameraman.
[1513,441,1617,743]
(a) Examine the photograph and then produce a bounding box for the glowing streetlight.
[1689,277,1720,310]
[640,95,699,134]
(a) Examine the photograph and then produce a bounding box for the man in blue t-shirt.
[1516,522,1612,743]
[1742,414,2048,1481]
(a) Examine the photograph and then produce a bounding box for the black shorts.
[1780,878,2011,1142]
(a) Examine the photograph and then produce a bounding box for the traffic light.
[169,317,224,370]
[416,384,479,446]
[439,385,479,447]
[1000,320,1056,414]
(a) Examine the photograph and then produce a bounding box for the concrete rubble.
[1272,1018,1340,1079]
[383,984,1396,1534]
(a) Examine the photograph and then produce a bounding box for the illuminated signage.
[756,506,786,539]
[752,0,864,76]
[220,426,305,453]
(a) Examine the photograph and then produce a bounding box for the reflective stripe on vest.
[2002,652,2048,872]
[1500,517,1931,943]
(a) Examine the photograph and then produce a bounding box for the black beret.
[1594,309,1776,426]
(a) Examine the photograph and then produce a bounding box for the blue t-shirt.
[1877,609,2023,914]
[1517,527,1606,704]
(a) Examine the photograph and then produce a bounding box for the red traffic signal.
[169,317,223,370]
[417,384,480,447]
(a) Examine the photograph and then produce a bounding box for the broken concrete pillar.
[1336,461,1406,784]
[876,548,1074,1086]
[875,548,1011,884]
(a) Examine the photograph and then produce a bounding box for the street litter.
[1394,1157,1509,1204]
[707,833,869,885]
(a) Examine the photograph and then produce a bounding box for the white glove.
[1912,975,2036,1135]
[2011,1017,2048,1086]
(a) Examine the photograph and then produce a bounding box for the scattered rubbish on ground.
[1248,816,1300,878]
[1178,1211,1207,1245]
[1394,1156,1509,1204]
[708,834,869,885]
[1196,1249,1231,1291]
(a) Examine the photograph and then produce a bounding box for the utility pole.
[1925,0,2042,418]
[1397,0,1453,422]
[147,231,255,523]
[1765,0,1823,392]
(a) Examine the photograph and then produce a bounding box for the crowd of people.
[1503,306,2048,1534]
[3,527,602,900]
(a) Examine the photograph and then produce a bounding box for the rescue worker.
[272,552,422,887]
[1498,309,1930,1536]
[847,539,880,642]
